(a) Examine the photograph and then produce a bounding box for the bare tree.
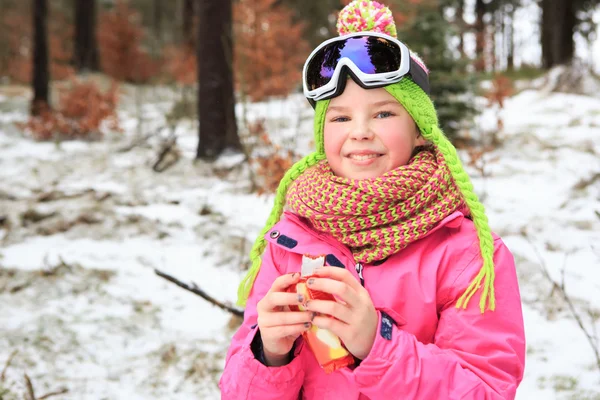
[183,0,195,48]
[197,0,241,159]
[456,0,466,58]
[540,0,600,69]
[541,0,575,68]
[474,0,487,72]
[73,0,99,72]
[154,0,162,43]
[32,0,50,115]
[505,3,515,71]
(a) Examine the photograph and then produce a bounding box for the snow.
[1,78,600,399]
[471,88,600,398]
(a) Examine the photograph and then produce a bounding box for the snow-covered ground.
[0,77,599,399]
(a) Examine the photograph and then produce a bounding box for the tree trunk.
[32,0,50,115]
[558,1,576,66]
[0,0,8,76]
[474,0,486,71]
[541,0,552,68]
[506,4,514,71]
[197,0,241,159]
[154,0,162,43]
[457,0,465,58]
[183,0,195,48]
[491,8,501,72]
[74,0,99,72]
[541,0,576,68]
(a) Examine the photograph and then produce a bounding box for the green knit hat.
[237,0,496,313]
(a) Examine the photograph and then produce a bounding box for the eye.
[376,111,394,119]
[331,116,349,123]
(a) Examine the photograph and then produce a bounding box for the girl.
[220,1,526,399]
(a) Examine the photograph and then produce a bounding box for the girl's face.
[323,79,426,180]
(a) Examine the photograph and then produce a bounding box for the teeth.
[349,154,380,160]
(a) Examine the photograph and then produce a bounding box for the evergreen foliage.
[398,2,477,140]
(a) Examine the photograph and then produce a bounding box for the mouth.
[346,152,383,161]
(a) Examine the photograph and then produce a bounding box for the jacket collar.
[264,210,467,260]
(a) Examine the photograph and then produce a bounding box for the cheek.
[382,122,420,166]
[388,140,413,165]
[323,125,344,157]
[323,125,347,175]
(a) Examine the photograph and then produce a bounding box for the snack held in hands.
[288,255,354,373]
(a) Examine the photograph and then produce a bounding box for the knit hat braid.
[236,100,329,303]
[237,0,496,313]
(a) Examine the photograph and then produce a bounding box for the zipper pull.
[355,263,364,286]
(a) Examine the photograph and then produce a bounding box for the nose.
[348,120,374,141]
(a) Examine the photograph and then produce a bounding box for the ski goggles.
[302,32,430,107]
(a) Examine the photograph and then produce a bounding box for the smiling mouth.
[347,153,382,161]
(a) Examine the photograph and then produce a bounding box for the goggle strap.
[409,57,430,95]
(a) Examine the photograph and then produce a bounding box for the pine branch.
[154,269,244,317]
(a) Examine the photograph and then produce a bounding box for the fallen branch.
[22,373,67,400]
[10,281,32,293]
[117,132,154,153]
[42,255,76,276]
[573,172,600,192]
[152,135,180,173]
[38,387,69,399]
[36,189,95,203]
[154,269,244,317]
[0,350,18,381]
[24,373,36,400]
[528,239,600,375]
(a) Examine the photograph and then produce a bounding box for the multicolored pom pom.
[336,0,397,38]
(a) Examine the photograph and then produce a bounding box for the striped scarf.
[286,147,468,263]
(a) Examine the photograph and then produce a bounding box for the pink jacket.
[220,210,525,399]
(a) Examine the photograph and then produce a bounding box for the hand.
[304,267,378,360]
[256,272,314,366]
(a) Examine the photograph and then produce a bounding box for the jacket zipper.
[355,263,365,286]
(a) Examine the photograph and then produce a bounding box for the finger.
[259,292,304,311]
[314,267,363,291]
[262,322,312,339]
[312,314,348,339]
[259,310,314,328]
[305,299,352,324]
[269,272,301,293]
[306,276,360,307]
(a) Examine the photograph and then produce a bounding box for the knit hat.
[237,0,496,313]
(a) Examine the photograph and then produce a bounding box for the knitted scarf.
[286,147,468,263]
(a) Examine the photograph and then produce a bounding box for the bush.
[162,45,196,85]
[233,0,310,101]
[245,120,300,194]
[98,1,158,83]
[21,78,120,141]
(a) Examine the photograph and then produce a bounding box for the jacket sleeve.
[219,242,306,400]
[353,238,526,400]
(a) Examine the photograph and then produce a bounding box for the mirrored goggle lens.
[305,36,402,91]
